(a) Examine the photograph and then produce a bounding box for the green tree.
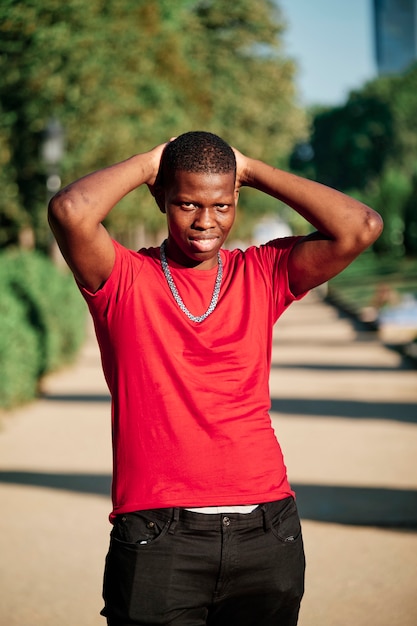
[366,168,411,256]
[403,173,417,256]
[188,0,305,163]
[309,95,394,191]
[290,62,417,257]
[360,63,417,176]
[0,0,306,250]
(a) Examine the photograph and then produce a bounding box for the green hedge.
[0,249,86,409]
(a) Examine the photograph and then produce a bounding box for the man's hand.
[232,147,251,190]
[145,140,172,194]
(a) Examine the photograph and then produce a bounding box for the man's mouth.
[189,237,218,252]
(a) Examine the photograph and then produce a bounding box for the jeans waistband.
[124,497,294,533]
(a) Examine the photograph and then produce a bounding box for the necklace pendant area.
[160,239,223,323]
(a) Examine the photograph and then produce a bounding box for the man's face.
[162,170,238,269]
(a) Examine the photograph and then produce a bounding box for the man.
[48,131,383,626]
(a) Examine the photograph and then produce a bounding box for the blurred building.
[373,0,417,74]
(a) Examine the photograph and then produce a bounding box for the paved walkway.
[0,291,416,626]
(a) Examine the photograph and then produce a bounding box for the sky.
[278,0,378,106]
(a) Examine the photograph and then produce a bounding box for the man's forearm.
[49,151,157,229]
[242,157,380,244]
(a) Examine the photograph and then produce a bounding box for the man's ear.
[234,188,240,205]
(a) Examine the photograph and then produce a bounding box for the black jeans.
[101,498,305,626]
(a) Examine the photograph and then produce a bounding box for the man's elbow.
[340,207,383,259]
[360,208,384,248]
[48,190,82,231]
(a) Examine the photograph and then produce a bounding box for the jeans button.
[223,516,231,527]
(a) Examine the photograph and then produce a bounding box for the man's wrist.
[241,157,258,187]
[130,152,158,187]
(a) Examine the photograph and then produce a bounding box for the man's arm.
[48,144,166,292]
[235,152,383,296]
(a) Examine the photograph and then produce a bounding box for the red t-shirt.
[79,238,306,520]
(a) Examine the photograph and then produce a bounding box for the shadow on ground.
[41,393,110,403]
[271,362,414,373]
[271,398,417,424]
[293,483,417,529]
[1,470,416,530]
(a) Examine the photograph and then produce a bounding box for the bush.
[0,249,86,409]
[0,287,40,408]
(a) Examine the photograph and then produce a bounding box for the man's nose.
[193,207,215,229]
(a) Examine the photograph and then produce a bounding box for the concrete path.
[0,291,416,626]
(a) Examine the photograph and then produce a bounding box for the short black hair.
[160,131,236,183]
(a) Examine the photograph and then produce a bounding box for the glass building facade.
[373,0,417,74]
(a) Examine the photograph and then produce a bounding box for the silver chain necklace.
[160,239,223,323]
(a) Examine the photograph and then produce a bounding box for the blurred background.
[0,4,416,625]
[0,0,416,408]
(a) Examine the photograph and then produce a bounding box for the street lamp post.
[41,118,65,202]
[41,118,65,263]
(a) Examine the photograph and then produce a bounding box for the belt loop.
[168,508,180,534]
[261,503,272,533]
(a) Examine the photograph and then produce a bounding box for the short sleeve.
[76,240,144,320]
[255,236,308,321]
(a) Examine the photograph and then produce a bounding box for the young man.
[48,131,383,626]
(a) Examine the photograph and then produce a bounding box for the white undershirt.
[185,505,259,514]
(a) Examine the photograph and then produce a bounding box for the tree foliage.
[308,96,394,191]
[0,0,306,250]
[290,62,417,257]
[365,168,411,256]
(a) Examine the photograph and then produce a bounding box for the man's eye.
[181,202,195,209]
[216,204,229,211]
